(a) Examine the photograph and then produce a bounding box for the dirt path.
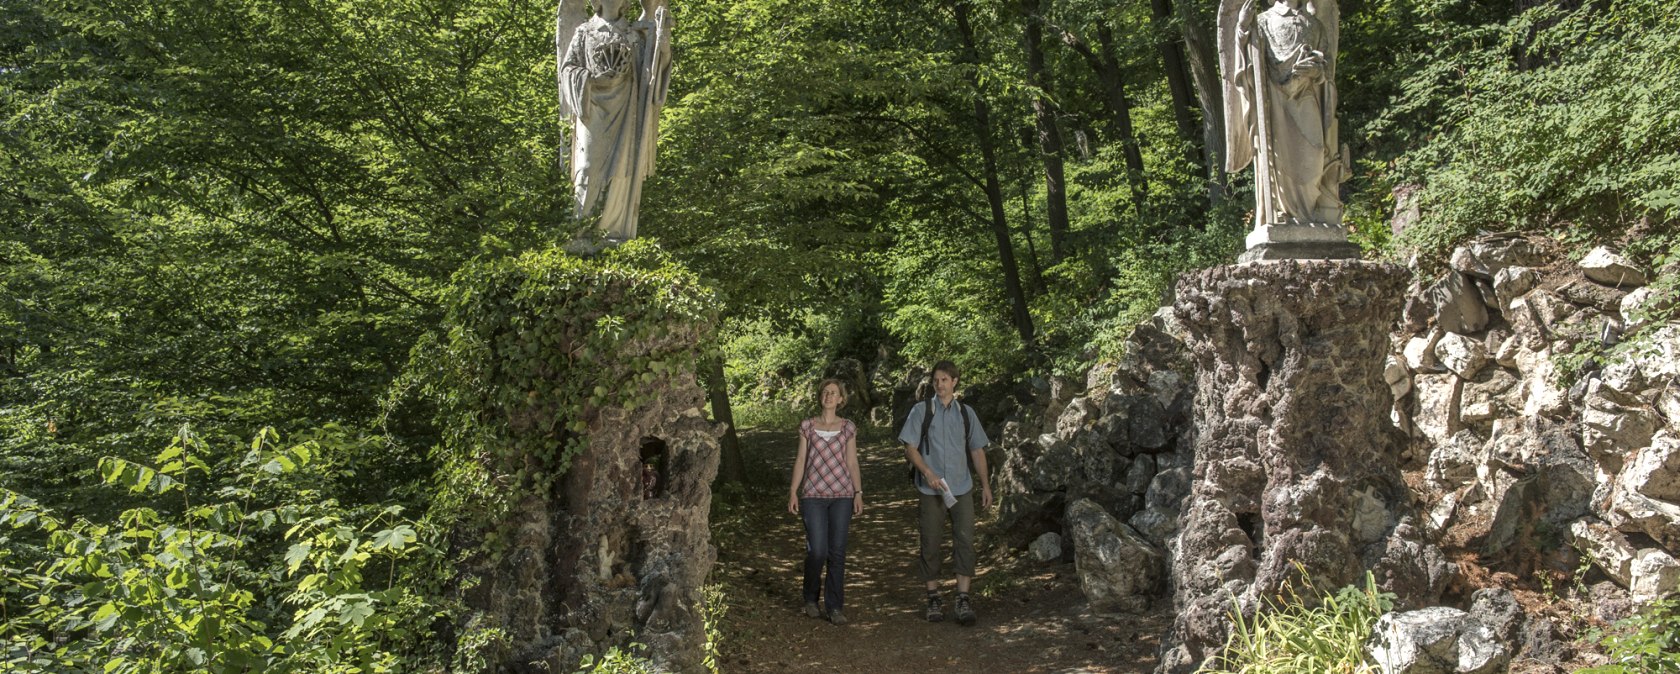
[709,427,1169,673]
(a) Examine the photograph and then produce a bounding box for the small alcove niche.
[638,436,669,499]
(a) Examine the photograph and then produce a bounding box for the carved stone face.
[596,0,626,20]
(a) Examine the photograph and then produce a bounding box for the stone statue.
[1219,0,1356,261]
[557,0,673,245]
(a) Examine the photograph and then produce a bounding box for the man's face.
[932,371,957,398]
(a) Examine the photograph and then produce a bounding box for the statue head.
[595,0,627,20]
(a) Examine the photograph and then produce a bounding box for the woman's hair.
[814,378,849,412]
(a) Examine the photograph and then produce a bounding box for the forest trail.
[709,427,1170,674]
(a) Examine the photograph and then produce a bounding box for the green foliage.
[413,241,716,529]
[1378,0,1680,262]
[0,427,446,673]
[1199,571,1396,674]
[700,583,727,674]
[1580,598,1680,674]
[576,642,657,674]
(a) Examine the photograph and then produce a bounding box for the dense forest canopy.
[2,0,1676,669]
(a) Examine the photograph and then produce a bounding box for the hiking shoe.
[828,608,848,625]
[954,593,976,626]
[802,602,821,618]
[925,593,944,622]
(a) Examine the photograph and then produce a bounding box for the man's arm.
[905,443,945,491]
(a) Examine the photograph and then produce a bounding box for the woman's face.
[820,383,844,410]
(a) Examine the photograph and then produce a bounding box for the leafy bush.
[1199,571,1396,674]
[1581,597,1680,674]
[1383,0,1680,262]
[0,427,446,673]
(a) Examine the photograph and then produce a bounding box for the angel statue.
[557,0,673,246]
[1219,0,1356,260]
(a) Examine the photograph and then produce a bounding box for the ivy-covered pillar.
[424,242,722,673]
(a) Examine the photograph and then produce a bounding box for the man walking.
[900,360,991,625]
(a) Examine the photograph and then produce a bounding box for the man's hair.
[931,360,960,382]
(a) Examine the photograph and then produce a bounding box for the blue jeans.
[800,497,852,611]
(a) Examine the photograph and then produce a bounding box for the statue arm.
[559,27,588,120]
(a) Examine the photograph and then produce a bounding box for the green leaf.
[284,543,312,575]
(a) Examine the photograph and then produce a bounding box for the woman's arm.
[788,429,808,515]
[845,427,864,515]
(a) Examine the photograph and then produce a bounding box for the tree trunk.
[1179,0,1227,207]
[954,0,1035,346]
[704,357,746,485]
[1096,25,1148,212]
[1020,0,1070,262]
[1150,0,1205,171]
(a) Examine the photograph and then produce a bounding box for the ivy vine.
[408,241,718,531]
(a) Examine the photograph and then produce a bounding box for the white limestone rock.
[1492,266,1539,314]
[1582,379,1660,463]
[1029,532,1064,563]
[1460,369,1520,425]
[1405,330,1443,372]
[1580,246,1648,288]
[1631,549,1680,603]
[1427,272,1491,335]
[1414,373,1464,446]
[1570,518,1639,588]
[1469,236,1545,277]
[1610,432,1680,549]
[1427,431,1487,489]
[1068,499,1163,612]
[1510,347,1570,418]
[1368,607,1509,674]
[1434,333,1490,380]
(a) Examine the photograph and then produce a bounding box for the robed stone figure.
[1220,0,1356,260]
[558,0,673,244]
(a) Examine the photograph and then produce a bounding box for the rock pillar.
[1158,260,1450,673]
[434,244,723,673]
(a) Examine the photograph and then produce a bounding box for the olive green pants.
[916,490,975,581]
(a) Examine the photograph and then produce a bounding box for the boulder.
[1581,380,1660,465]
[1620,286,1674,329]
[1468,587,1524,646]
[1570,518,1639,588]
[1029,532,1064,563]
[1426,272,1491,335]
[1609,431,1680,549]
[1405,330,1444,372]
[1434,333,1490,379]
[1414,373,1464,446]
[1129,506,1179,547]
[1558,279,1629,314]
[1068,499,1164,612]
[1491,267,1540,315]
[1468,235,1546,276]
[1580,246,1648,287]
[1460,369,1520,426]
[1427,431,1486,489]
[1509,347,1570,419]
[1367,607,1509,674]
[1631,549,1680,603]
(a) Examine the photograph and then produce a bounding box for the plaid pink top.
[799,418,857,498]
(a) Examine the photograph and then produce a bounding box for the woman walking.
[787,379,864,625]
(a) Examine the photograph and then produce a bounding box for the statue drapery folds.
[1220,0,1353,256]
[557,0,673,244]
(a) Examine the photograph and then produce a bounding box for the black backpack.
[907,396,973,487]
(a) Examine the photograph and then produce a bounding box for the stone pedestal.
[1239,223,1361,262]
[1157,261,1450,673]
[439,247,723,674]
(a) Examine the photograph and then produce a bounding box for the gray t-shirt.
[898,397,990,497]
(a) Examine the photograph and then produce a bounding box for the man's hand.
[980,485,993,510]
[924,471,946,492]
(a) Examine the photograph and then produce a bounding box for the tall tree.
[1020,0,1071,262]
[1150,0,1206,170]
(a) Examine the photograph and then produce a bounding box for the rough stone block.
[1367,607,1509,674]
[1414,373,1464,446]
[1492,267,1539,314]
[1631,549,1680,603]
[1068,499,1164,612]
[1580,246,1648,287]
[1434,332,1490,379]
[1029,532,1064,563]
[1570,518,1638,588]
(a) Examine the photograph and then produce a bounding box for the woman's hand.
[788,493,800,515]
[853,492,864,515]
